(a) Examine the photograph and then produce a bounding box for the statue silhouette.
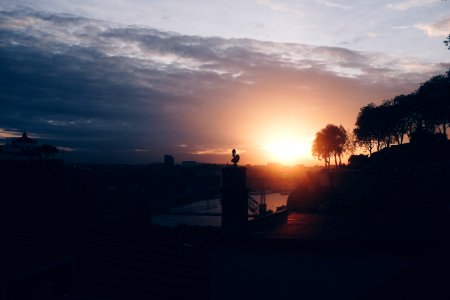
[231,149,240,166]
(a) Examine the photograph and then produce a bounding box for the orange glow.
[262,134,312,165]
[200,80,365,165]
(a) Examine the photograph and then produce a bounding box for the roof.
[12,132,37,144]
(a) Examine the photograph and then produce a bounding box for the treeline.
[354,69,450,154]
[313,68,450,167]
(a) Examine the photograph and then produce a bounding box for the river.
[152,193,289,227]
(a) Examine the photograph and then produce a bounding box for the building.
[2,132,39,156]
[0,132,59,160]
[164,155,174,167]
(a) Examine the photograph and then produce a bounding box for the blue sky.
[0,0,448,164]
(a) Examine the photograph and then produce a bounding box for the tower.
[164,155,174,168]
[221,166,248,236]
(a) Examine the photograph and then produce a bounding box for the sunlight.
[263,136,311,165]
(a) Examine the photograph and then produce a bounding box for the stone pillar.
[221,166,248,236]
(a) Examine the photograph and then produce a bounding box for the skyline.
[0,1,449,165]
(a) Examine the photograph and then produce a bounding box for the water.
[152,193,289,227]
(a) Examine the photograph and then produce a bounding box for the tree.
[312,130,332,168]
[354,103,378,154]
[345,131,357,156]
[334,125,348,166]
[416,74,450,135]
[353,68,449,157]
[312,124,348,168]
[392,94,420,142]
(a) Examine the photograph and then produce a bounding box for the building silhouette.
[164,154,174,167]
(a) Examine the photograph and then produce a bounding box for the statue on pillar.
[231,149,240,166]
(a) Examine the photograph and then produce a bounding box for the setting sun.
[263,136,311,165]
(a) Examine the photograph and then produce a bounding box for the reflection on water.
[152,193,288,227]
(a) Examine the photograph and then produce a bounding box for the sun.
[263,136,311,165]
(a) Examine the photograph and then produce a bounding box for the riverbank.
[152,193,289,227]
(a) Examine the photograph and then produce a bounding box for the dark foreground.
[5,210,450,300]
[3,160,450,299]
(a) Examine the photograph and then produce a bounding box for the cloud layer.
[0,9,448,164]
[387,0,439,11]
[416,17,450,37]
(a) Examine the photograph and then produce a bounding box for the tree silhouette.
[345,131,357,157]
[353,68,449,156]
[416,74,450,135]
[392,94,420,142]
[312,130,332,168]
[353,103,377,154]
[334,125,349,166]
[312,124,348,168]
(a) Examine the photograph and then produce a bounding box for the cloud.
[0,128,22,140]
[391,25,410,30]
[315,0,352,10]
[416,17,450,37]
[59,146,76,152]
[254,0,304,17]
[0,8,448,163]
[133,148,151,152]
[190,148,232,155]
[366,32,382,38]
[387,0,439,11]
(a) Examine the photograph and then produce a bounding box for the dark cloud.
[0,9,448,163]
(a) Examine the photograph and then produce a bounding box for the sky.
[0,0,449,165]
